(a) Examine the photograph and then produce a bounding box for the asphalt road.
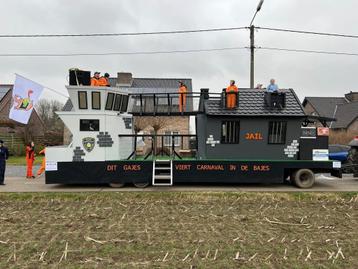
[1,174,358,192]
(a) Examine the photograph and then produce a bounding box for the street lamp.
[249,0,264,88]
[250,0,264,26]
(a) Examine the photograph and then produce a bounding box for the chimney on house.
[116,72,133,87]
[345,91,358,102]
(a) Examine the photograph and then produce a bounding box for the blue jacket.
[0,146,9,160]
[267,84,279,92]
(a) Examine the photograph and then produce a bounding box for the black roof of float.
[205,89,306,117]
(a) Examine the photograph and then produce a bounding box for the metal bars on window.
[221,121,240,144]
[268,121,287,144]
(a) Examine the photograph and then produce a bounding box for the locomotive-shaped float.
[45,78,342,188]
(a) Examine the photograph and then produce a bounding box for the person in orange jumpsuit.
[37,148,46,177]
[98,73,110,87]
[226,80,239,109]
[90,72,101,86]
[178,81,187,113]
[26,141,35,179]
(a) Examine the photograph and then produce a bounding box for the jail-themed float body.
[45,85,342,188]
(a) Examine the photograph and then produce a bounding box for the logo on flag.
[9,75,44,124]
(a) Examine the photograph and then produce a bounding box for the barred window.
[268,121,287,144]
[221,121,240,144]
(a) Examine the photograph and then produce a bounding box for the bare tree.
[36,99,64,132]
[134,116,168,155]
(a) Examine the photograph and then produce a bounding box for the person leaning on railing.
[91,72,110,87]
[178,81,187,112]
[226,80,239,109]
[98,73,110,87]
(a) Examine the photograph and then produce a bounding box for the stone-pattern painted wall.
[97,132,113,147]
[123,118,132,129]
[73,146,85,162]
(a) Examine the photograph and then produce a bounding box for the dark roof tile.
[331,102,358,128]
[205,89,305,117]
[303,97,347,118]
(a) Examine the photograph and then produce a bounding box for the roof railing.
[264,91,286,109]
[128,89,221,116]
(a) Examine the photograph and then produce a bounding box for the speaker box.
[69,69,91,86]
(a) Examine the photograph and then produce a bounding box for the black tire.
[133,182,150,188]
[109,183,125,188]
[292,169,315,189]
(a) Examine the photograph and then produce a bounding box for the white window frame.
[164,131,180,147]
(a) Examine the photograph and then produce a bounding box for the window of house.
[221,121,240,144]
[92,92,101,110]
[78,91,88,109]
[113,94,122,111]
[164,131,180,147]
[80,119,99,131]
[105,93,115,110]
[120,95,129,112]
[268,121,287,144]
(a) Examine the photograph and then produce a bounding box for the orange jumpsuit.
[26,146,35,178]
[98,77,110,87]
[37,149,45,176]
[226,85,239,109]
[178,86,187,112]
[90,77,100,86]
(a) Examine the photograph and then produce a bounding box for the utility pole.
[250,25,255,89]
[249,0,264,89]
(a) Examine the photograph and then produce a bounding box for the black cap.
[94,71,100,75]
[0,140,3,144]
[104,73,110,78]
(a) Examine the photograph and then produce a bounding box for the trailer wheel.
[292,169,315,189]
[134,182,150,188]
[109,183,125,188]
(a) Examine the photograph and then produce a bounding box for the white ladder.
[152,159,173,186]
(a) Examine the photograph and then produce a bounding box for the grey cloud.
[0,0,357,102]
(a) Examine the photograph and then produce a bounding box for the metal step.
[154,175,171,180]
[152,160,173,186]
[155,167,171,170]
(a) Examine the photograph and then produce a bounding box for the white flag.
[9,74,44,124]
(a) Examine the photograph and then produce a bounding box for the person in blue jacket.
[0,140,9,185]
[266,79,279,92]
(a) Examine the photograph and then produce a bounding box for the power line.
[0,27,248,38]
[257,26,358,39]
[258,46,358,56]
[0,47,248,57]
[1,46,358,57]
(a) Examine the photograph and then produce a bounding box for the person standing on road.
[0,140,9,185]
[37,147,46,177]
[26,141,35,179]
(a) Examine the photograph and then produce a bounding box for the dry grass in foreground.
[0,192,357,268]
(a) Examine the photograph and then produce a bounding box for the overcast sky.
[0,0,357,103]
